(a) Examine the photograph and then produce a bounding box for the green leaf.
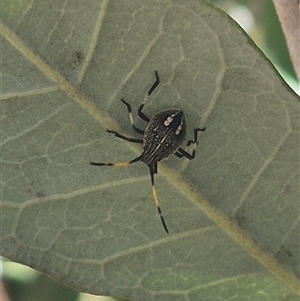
[1,0,299,300]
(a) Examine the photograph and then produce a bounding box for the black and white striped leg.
[107,129,143,143]
[120,98,144,134]
[148,163,169,233]
[138,71,160,123]
[90,154,142,168]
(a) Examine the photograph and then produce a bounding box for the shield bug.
[90,71,205,233]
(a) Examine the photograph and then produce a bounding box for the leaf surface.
[1,0,299,300]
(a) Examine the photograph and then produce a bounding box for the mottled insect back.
[142,109,186,164]
[90,71,205,233]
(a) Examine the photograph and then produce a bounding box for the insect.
[90,71,205,233]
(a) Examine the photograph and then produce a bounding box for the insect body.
[142,109,186,164]
[90,71,205,233]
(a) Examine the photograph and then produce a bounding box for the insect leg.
[175,127,206,160]
[148,163,169,233]
[174,151,184,158]
[120,98,144,134]
[138,71,160,123]
[187,127,206,146]
[175,148,195,160]
[107,129,143,143]
[90,154,142,167]
[147,71,160,96]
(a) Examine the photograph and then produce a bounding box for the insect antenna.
[148,163,169,233]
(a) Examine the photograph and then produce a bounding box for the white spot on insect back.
[164,116,173,126]
[175,125,182,135]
